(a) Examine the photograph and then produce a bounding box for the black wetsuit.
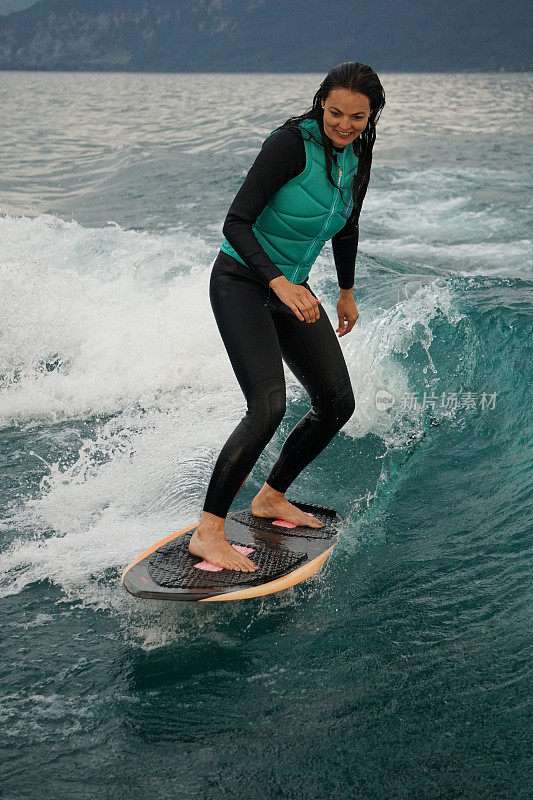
[203,128,360,518]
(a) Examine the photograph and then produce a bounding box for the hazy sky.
[0,0,36,14]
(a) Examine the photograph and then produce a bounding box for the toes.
[200,548,257,573]
[304,513,324,527]
[225,556,255,572]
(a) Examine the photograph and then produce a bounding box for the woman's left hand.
[336,292,359,337]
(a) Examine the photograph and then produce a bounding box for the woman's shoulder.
[254,125,305,174]
[260,125,304,153]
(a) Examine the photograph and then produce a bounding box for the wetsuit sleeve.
[222,127,306,285]
[331,216,359,291]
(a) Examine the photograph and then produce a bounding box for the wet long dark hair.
[275,62,386,225]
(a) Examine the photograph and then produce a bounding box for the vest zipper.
[293,163,343,282]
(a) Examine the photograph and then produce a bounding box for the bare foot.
[251,483,325,528]
[188,512,258,572]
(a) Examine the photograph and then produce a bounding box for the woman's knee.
[243,377,286,442]
[338,386,356,425]
[320,380,356,429]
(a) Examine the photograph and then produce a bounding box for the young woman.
[190,61,386,571]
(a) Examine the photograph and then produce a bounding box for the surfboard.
[121,499,342,602]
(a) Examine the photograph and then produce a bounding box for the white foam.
[0,214,468,626]
[365,237,532,276]
[0,213,226,427]
[345,283,462,444]
[361,166,532,278]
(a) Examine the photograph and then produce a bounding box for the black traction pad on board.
[230,500,339,540]
[147,533,307,590]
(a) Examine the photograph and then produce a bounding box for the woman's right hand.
[269,276,321,323]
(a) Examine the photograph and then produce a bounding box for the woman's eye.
[331,111,363,119]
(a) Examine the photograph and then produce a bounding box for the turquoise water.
[1,72,532,799]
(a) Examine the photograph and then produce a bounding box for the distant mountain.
[0,0,37,15]
[0,0,530,72]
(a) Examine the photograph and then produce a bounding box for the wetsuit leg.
[202,253,287,518]
[265,282,356,494]
[202,252,355,517]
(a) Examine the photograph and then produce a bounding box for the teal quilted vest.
[220,117,359,284]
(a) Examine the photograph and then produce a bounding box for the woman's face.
[321,88,371,147]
